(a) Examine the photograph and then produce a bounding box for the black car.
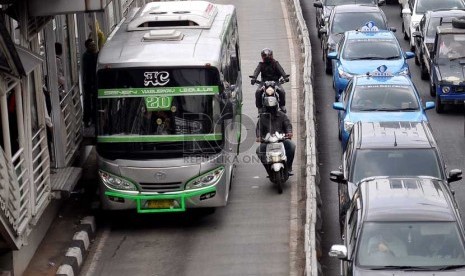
[329,176,465,275]
[313,0,385,38]
[319,4,393,74]
[412,9,465,80]
[427,18,465,113]
[329,121,462,228]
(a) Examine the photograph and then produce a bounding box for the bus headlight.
[442,86,450,94]
[185,167,225,190]
[99,170,137,191]
[344,121,354,132]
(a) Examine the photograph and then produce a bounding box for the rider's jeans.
[256,140,296,171]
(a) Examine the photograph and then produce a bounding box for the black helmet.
[261,48,273,62]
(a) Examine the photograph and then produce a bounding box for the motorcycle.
[261,132,290,194]
[249,75,289,113]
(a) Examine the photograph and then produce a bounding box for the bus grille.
[139,182,183,192]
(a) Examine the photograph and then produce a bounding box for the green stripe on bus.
[98,86,219,98]
[97,133,223,143]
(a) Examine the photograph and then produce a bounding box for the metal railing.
[60,83,83,166]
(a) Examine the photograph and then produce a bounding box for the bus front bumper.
[102,186,219,213]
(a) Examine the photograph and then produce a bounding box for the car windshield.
[437,34,465,61]
[416,0,465,15]
[325,0,375,5]
[350,85,420,111]
[331,12,386,34]
[351,149,442,184]
[357,222,465,268]
[342,39,401,60]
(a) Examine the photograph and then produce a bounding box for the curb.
[286,0,323,275]
[56,216,96,276]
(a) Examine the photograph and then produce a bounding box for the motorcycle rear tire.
[274,171,283,194]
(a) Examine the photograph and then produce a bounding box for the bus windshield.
[96,67,224,160]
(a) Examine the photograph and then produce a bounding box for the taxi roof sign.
[359,21,379,32]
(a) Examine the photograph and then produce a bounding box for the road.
[299,1,465,275]
[79,1,305,275]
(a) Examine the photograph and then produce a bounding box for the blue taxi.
[328,22,415,101]
[333,68,435,147]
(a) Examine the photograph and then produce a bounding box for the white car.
[401,0,465,49]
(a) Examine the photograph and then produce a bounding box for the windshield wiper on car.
[371,265,431,271]
[438,265,465,271]
[351,56,383,60]
[385,55,401,60]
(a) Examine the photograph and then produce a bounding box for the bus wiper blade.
[438,265,465,270]
[371,265,431,271]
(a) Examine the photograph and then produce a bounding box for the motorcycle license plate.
[146,199,174,209]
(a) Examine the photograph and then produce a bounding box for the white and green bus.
[96,1,242,213]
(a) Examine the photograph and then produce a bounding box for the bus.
[95,1,242,213]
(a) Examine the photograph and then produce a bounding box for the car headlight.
[338,67,353,79]
[185,166,224,190]
[398,67,409,76]
[344,121,354,132]
[99,170,137,191]
[442,86,450,94]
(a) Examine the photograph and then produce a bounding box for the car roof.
[333,4,381,13]
[360,177,456,222]
[426,9,465,19]
[354,75,413,87]
[355,121,434,149]
[346,30,395,40]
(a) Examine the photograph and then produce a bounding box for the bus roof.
[97,1,235,69]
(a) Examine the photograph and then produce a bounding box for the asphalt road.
[79,1,305,275]
[300,1,465,275]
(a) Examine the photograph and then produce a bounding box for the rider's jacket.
[256,111,293,139]
[252,60,287,82]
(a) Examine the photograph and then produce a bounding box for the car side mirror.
[329,245,348,260]
[448,169,463,183]
[319,27,327,35]
[332,102,345,111]
[405,51,415,59]
[412,31,421,38]
[424,101,435,110]
[327,52,338,60]
[402,8,412,15]
[330,170,347,184]
[313,1,323,8]
[378,0,386,6]
[388,27,397,33]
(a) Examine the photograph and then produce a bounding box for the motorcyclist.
[251,48,289,113]
[256,96,296,175]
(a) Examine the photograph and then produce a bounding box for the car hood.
[340,59,405,75]
[437,62,465,85]
[347,111,425,123]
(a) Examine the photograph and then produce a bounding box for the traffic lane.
[80,0,298,275]
[300,0,342,275]
[381,4,465,223]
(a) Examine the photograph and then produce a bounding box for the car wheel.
[338,123,342,141]
[435,95,444,113]
[420,61,429,80]
[414,52,420,65]
[430,82,436,97]
[325,59,332,75]
[403,23,409,40]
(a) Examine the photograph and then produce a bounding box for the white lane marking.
[82,227,111,276]
[280,0,300,275]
